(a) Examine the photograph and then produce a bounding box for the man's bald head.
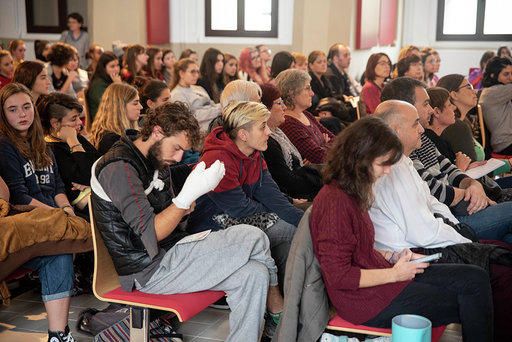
[374,100,424,156]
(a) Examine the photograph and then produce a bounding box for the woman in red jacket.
[310,117,493,342]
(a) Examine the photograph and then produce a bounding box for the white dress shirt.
[370,156,471,251]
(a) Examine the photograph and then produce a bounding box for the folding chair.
[88,197,224,341]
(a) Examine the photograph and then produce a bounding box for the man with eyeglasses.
[381,77,512,243]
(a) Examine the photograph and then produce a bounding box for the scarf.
[270,128,303,170]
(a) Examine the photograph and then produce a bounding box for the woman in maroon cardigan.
[310,117,493,341]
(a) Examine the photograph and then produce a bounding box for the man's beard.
[147,140,167,171]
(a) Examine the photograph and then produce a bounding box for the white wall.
[402,0,511,77]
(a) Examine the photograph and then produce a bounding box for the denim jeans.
[263,219,297,290]
[23,254,74,302]
[456,202,512,243]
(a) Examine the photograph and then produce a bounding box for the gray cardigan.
[480,83,512,152]
[273,207,330,342]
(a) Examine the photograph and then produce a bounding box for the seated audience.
[372,100,512,340]
[421,47,440,87]
[179,48,198,63]
[9,39,26,68]
[60,12,89,69]
[396,54,424,81]
[85,43,104,77]
[34,39,51,63]
[162,49,176,85]
[139,78,171,114]
[392,45,420,78]
[0,50,14,90]
[275,69,334,164]
[0,175,76,342]
[468,50,495,90]
[222,53,239,86]
[66,48,89,98]
[220,79,261,108]
[37,93,99,214]
[256,44,272,81]
[479,57,512,155]
[188,101,303,292]
[308,50,336,111]
[12,61,51,102]
[46,42,78,97]
[325,43,361,97]
[197,48,224,103]
[497,46,511,58]
[381,77,512,242]
[90,83,141,154]
[260,83,322,200]
[269,51,295,81]
[311,116,493,342]
[91,102,280,342]
[170,58,221,132]
[85,51,121,128]
[292,52,308,72]
[360,53,391,114]
[438,74,512,178]
[143,47,164,80]
[0,83,75,212]
[120,44,148,84]
[238,47,266,84]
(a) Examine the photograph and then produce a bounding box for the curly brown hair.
[323,117,403,210]
[139,101,200,149]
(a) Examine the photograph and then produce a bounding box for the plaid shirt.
[280,112,333,164]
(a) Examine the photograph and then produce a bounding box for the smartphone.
[410,253,442,264]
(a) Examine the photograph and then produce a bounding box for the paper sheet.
[465,158,506,179]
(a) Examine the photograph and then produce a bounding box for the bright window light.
[211,0,237,30]
[484,0,512,34]
[244,0,272,31]
[443,0,477,34]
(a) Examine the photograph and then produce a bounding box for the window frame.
[205,0,278,38]
[436,0,512,41]
[25,0,88,34]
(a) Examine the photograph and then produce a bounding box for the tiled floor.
[0,288,462,342]
[0,288,229,341]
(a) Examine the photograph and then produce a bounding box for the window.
[205,0,278,38]
[437,0,512,41]
[26,0,87,34]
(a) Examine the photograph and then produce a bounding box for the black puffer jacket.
[92,137,186,276]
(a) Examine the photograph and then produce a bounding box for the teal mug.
[391,314,432,342]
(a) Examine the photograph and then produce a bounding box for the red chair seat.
[491,152,512,159]
[5,268,34,282]
[101,287,225,322]
[327,315,446,342]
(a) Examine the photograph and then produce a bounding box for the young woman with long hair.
[197,47,224,103]
[138,78,171,114]
[222,53,239,87]
[85,51,121,127]
[162,49,176,85]
[170,58,221,131]
[311,116,493,342]
[360,53,391,114]
[143,47,164,80]
[0,50,14,90]
[89,83,142,154]
[12,61,51,105]
[121,44,148,84]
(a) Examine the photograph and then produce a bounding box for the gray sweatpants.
[138,224,278,342]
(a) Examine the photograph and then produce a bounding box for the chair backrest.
[88,196,121,298]
[477,104,486,149]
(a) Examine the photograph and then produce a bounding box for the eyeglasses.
[251,54,260,61]
[188,69,200,74]
[457,83,474,91]
[302,85,312,92]
[273,99,285,106]
[377,61,390,66]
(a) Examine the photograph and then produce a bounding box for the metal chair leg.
[130,306,149,342]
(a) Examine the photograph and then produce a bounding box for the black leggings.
[364,264,493,342]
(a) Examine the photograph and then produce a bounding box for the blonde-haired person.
[291,52,308,72]
[188,101,303,339]
[170,58,221,132]
[89,83,142,155]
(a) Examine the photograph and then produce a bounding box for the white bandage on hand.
[172,160,226,209]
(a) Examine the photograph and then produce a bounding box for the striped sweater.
[409,134,468,206]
